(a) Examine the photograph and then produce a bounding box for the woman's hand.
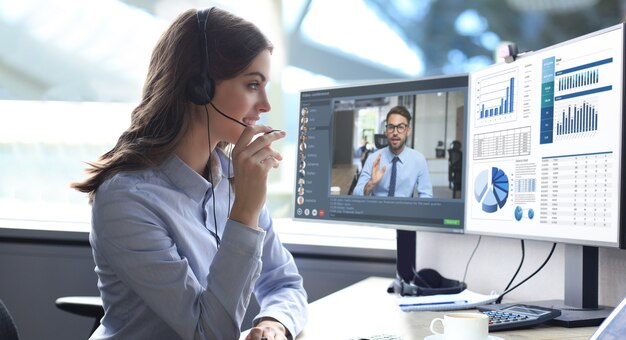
[229,125,286,227]
[245,318,288,340]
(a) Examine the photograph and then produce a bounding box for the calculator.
[478,304,562,331]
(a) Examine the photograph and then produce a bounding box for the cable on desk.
[462,235,482,283]
[496,239,525,304]
[496,242,557,303]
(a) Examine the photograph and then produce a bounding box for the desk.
[295,277,597,340]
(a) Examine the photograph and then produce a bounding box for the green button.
[443,219,461,226]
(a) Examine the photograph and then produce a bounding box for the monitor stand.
[481,244,613,327]
[387,229,416,294]
[531,244,612,327]
[391,234,613,326]
[395,229,417,283]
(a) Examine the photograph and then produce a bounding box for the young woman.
[72,7,307,340]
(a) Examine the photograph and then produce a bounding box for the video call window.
[295,76,468,232]
[330,91,466,199]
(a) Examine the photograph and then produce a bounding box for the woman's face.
[210,49,272,143]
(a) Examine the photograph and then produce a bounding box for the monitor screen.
[294,75,468,233]
[465,23,625,248]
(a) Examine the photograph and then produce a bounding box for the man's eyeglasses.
[386,123,408,133]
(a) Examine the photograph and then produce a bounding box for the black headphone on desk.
[187,7,215,105]
[388,268,467,296]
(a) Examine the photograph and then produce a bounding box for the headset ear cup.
[188,8,215,106]
[205,76,215,102]
[411,268,466,296]
[187,75,211,105]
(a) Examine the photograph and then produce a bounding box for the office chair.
[373,134,388,149]
[448,140,463,199]
[0,298,19,340]
[55,296,104,335]
[347,168,359,195]
[360,149,372,168]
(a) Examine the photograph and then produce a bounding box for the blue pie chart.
[474,167,509,213]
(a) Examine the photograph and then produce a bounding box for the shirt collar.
[214,147,235,180]
[159,148,233,203]
[384,146,408,164]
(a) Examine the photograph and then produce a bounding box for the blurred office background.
[1,1,625,339]
[1,0,624,228]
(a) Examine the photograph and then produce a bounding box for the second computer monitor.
[465,23,625,249]
[295,75,468,233]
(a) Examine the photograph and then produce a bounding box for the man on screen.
[352,106,433,198]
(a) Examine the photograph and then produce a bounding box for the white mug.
[429,312,489,340]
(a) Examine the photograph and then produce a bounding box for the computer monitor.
[465,23,625,326]
[294,75,468,283]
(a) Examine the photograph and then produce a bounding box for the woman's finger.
[243,130,286,156]
[249,147,283,163]
[232,125,273,155]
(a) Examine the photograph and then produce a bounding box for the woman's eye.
[248,82,260,90]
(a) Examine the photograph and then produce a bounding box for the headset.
[188,8,274,249]
[187,8,215,105]
[188,8,223,249]
[388,268,467,296]
[188,8,247,128]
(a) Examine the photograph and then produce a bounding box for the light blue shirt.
[89,150,307,340]
[353,146,433,198]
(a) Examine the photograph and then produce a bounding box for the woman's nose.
[258,93,271,113]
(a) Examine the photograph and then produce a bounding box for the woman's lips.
[243,116,260,125]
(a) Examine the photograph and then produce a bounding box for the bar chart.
[558,69,599,91]
[474,68,518,126]
[554,98,599,140]
[545,57,613,145]
[479,76,514,118]
[555,57,611,91]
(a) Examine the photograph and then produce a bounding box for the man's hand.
[364,154,386,195]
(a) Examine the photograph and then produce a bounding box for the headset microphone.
[209,102,247,128]
[210,102,281,135]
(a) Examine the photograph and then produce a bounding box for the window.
[0,0,620,235]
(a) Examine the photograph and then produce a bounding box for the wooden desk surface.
[295,277,597,340]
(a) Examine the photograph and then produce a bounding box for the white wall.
[413,91,465,159]
[414,232,626,307]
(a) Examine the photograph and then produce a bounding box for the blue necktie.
[388,156,399,197]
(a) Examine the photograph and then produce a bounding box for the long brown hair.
[72,8,273,202]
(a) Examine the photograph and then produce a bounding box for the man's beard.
[388,137,406,152]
